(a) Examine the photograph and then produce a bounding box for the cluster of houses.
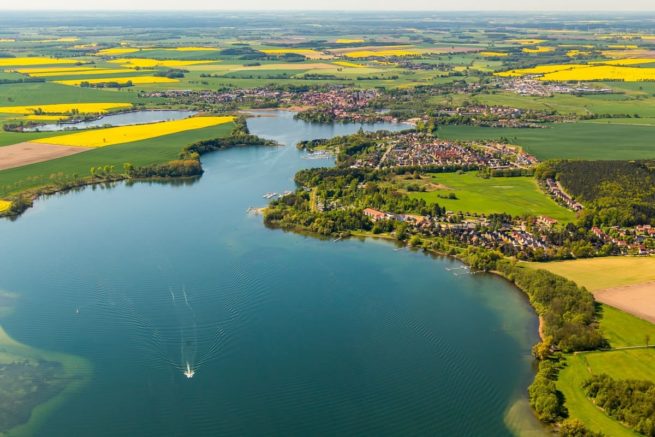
[434,104,565,128]
[591,225,655,255]
[139,88,296,105]
[351,132,536,170]
[140,87,382,118]
[299,88,378,110]
[363,203,655,257]
[363,208,428,226]
[544,178,583,211]
[294,89,395,123]
[362,207,555,251]
[501,78,613,97]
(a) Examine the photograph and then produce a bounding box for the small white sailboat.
[184,362,195,379]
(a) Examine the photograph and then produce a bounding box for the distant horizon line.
[1,9,655,12]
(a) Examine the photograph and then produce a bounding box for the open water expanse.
[0,111,540,436]
[26,110,196,132]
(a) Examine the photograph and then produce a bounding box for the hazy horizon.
[3,0,655,12]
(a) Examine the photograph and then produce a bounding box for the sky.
[3,0,655,11]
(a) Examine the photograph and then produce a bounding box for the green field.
[438,123,655,160]
[432,91,655,117]
[0,129,72,147]
[524,257,655,290]
[0,122,235,198]
[0,82,144,106]
[556,306,655,437]
[406,171,575,220]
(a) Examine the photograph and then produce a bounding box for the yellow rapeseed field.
[28,68,141,77]
[497,62,655,81]
[34,116,235,148]
[480,51,508,57]
[108,58,215,68]
[0,200,11,213]
[332,61,365,68]
[522,46,555,53]
[595,58,655,66]
[541,65,655,81]
[560,44,594,49]
[496,64,581,77]
[0,57,83,67]
[12,66,99,74]
[608,44,639,49]
[260,49,329,59]
[507,39,546,45]
[566,50,590,57]
[54,76,179,86]
[0,39,15,43]
[34,37,79,43]
[345,49,420,58]
[0,103,132,115]
[335,39,365,44]
[98,47,140,55]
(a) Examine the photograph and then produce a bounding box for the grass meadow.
[557,305,655,437]
[438,123,655,160]
[524,257,655,290]
[407,171,575,220]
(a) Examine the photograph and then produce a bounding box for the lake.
[26,110,196,132]
[0,111,541,436]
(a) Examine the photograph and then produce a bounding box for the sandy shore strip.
[595,281,655,324]
[0,142,89,171]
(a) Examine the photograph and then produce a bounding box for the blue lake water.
[27,110,196,131]
[0,111,540,436]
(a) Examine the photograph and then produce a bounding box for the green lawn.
[600,305,655,348]
[407,171,575,221]
[0,122,235,198]
[558,354,640,437]
[556,306,655,437]
[438,123,655,160]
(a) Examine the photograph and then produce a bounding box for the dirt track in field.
[0,142,88,171]
[595,281,655,324]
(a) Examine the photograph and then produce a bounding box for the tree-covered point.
[537,160,655,227]
[181,116,279,158]
[265,167,445,237]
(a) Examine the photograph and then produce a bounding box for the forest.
[582,374,655,436]
[538,160,655,227]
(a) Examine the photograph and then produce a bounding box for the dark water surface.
[0,111,539,436]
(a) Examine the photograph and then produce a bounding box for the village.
[349,132,538,170]
[433,104,566,128]
[140,86,384,118]
[500,78,614,97]
[363,206,655,257]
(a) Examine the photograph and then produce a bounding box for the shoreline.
[1,112,600,435]
[0,325,93,436]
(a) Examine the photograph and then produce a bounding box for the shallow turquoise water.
[0,111,539,436]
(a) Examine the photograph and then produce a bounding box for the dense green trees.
[538,160,655,227]
[583,374,655,436]
[497,260,605,352]
[528,359,567,422]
